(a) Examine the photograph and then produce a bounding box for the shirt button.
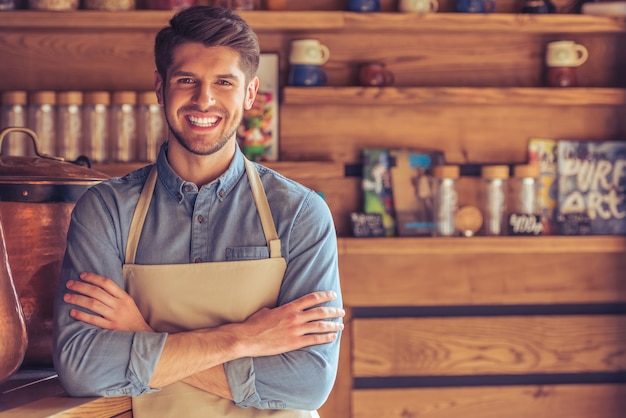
[219,190,225,197]
[184,185,193,193]
[176,193,183,200]
[197,215,204,223]
[194,257,202,263]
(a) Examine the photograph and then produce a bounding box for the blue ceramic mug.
[456,0,495,12]
[347,0,381,12]
[288,64,328,87]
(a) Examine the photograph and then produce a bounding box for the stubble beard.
[164,99,243,157]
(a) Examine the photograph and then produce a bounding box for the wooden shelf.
[338,235,626,255]
[283,87,626,106]
[0,11,623,33]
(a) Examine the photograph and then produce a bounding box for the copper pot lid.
[0,127,109,202]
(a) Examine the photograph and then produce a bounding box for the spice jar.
[431,165,460,237]
[480,165,509,236]
[28,0,78,10]
[508,163,543,236]
[136,91,167,162]
[82,91,110,163]
[27,91,56,157]
[110,91,137,163]
[1,91,29,157]
[83,0,135,10]
[56,91,83,162]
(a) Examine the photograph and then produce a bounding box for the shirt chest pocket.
[225,246,269,261]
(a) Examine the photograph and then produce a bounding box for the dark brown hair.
[154,6,260,84]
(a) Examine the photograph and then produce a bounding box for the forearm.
[183,365,233,400]
[150,327,240,389]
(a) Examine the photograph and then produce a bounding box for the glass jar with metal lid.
[27,91,56,158]
[110,91,137,163]
[480,164,510,236]
[56,91,83,162]
[82,91,110,163]
[136,91,167,162]
[1,91,28,157]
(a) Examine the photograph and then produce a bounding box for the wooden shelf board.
[343,12,626,33]
[0,11,622,33]
[0,10,343,30]
[283,87,626,106]
[338,236,626,255]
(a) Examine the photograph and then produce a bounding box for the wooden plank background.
[352,385,626,418]
[353,316,626,377]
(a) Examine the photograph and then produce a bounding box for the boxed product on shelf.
[388,148,445,237]
[361,148,396,237]
[527,137,558,235]
[556,139,626,235]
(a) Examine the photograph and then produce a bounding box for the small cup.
[289,39,330,66]
[545,40,588,68]
[357,62,395,87]
[546,66,578,87]
[288,64,328,87]
[456,0,494,13]
[347,0,380,12]
[399,0,438,13]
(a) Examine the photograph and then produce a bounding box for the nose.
[194,83,216,109]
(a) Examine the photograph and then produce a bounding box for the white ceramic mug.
[289,39,330,66]
[399,0,439,13]
[545,40,589,68]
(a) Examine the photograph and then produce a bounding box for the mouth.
[187,114,221,128]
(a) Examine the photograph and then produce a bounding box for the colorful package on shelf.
[361,148,396,237]
[237,53,279,162]
[527,137,558,234]
[388,148,445,237]
[556,139,626,235]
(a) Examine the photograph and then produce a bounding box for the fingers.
[78,272,124,297]
[287,290,339,312]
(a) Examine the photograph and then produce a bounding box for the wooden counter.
[0,372,131,418]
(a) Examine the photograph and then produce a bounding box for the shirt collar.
[155,141,246,203]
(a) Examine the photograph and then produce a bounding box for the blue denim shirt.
[53,144,342,411]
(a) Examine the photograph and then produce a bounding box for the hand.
[226,291,345,359]
[64,272,153,332]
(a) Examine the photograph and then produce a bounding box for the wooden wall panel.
[352,316,626,377]
[0,31,158,91]
[340,251,626,306]
[280,104,626,164]
[351,385,626,418]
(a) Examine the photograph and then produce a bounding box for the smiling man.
[53,6,344,418]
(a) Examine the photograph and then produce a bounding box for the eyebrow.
[170,70,238,80]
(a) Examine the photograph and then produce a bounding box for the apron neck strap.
[243,158,282,259]
[125,160,282,264]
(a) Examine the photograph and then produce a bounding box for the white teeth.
[188,115,219,127]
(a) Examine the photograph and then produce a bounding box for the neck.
[166,140,237,186]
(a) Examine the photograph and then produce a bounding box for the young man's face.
[155,43,258,156]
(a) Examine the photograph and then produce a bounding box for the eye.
[176,77,195,85]
[216,79,234,87]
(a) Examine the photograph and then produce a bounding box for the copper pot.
[0,216,28,384]
[0,127,109,367]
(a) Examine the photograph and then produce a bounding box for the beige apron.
[123,159,319,417]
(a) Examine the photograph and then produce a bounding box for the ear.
[154,70,164,105]
[244,76,260,111]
